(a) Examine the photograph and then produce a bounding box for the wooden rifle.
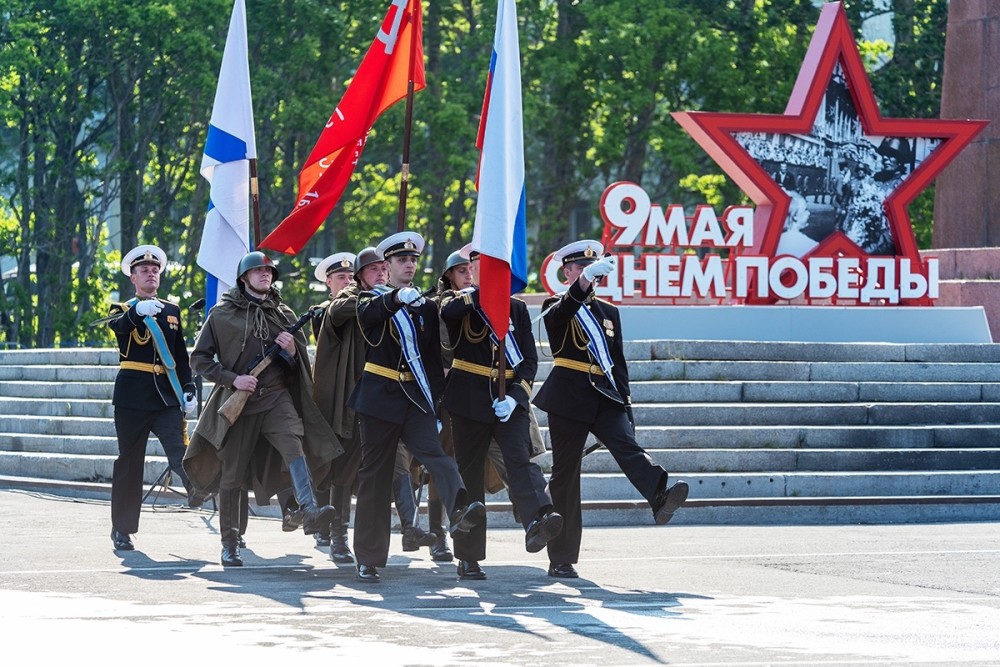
[217,306,323,425]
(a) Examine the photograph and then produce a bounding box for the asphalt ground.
[1,488,998,666]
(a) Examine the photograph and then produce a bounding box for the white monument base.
[526,305,992,344]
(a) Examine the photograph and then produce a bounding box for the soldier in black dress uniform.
[108,245,199,551]
[533,240,690,578]
[348,231,485,583]
[440,248,563,580]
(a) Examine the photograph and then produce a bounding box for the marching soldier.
[183,251,341,567]
[348,231,485,583]
[440,249,563,580]
[533,240,689,579]
[310,248,384,563]
[108,245,199,551]
[308,251,358,550]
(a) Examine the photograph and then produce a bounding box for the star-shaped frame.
[672,1,986,268]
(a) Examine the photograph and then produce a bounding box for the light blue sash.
[574,302,617,391]
[374,286,435,411]
[475,306,523,369]
[126,298,186,405]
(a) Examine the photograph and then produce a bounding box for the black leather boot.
[393,473,435,552]
[428,499,453,562]
[329,484,354,563]
[314,487,333,547]
[219,488,243,567]
[288,456,336,536]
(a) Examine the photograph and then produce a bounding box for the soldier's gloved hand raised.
[183,392,198,416]
[492,396,517,422]
[135,299,163,317]
[397,287,424,307]
[582,256,616,282]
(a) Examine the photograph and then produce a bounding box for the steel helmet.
[237,251,278,282]
[354,246,384,274]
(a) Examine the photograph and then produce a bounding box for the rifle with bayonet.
[217,306,323,425]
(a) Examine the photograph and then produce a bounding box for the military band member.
[183,251,341,567]
[308,251,358,551]
[348,231,485,583]
[440,249,563,580]
[533,240,689,579]
[108,245,199,551]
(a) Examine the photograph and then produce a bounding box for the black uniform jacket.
[532,278,631,420]
[347,287,446,423]
[439,289,537,424]
[108,298,194,410]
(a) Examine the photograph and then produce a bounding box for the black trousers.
[451,409,552,562]
[112,406,187,534]
[545,399,666,565]
[353,405,467,567]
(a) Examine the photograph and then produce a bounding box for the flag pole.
[250,158,262,247]
[496,343,506,401]
[395,5,420,233]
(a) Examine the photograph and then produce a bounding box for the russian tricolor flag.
[471,0,528,342]
[198,0,256,308]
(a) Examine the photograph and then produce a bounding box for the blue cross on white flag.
[198,0,256,307]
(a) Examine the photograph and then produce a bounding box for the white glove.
[135,299,163,317]
[492,396,517,422]
[397,287,423,306]
[183,393,197,415]
[583,256,616,282]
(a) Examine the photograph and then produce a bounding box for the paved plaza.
[0,488,997,665]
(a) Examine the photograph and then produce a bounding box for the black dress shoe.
[652,480,690,525]
[525,512,564,553]
[449,501,486,536]
[356,563,380,583]
[314,532,332,548]
[457,560,486,580]
[547,562,578,579]
[110,529,134,551]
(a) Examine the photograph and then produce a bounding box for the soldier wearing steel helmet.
[183,251,341,567]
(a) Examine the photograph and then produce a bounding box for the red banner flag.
[259,0,424,255]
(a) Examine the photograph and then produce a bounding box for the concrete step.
[628,380,1000,403]
[623,424,1000,449]
[531,401,1000,427]
[0,451,178,485]
[534,359,1000,383]
[577,470,1000,501]
[570,447,1000,473]
[0,433,175,457]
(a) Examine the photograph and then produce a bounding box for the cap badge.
[584,246,595,258]
[404,240,415,250]
[340,259,352,268]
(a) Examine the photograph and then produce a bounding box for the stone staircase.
[1,343,999,526]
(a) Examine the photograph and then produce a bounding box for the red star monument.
[672,1,986,268]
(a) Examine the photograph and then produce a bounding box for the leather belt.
[553,357,605,376]
[364,362,415,382]
[451,358,515,380]
[119,361,166,375]
[255,382,288,397]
